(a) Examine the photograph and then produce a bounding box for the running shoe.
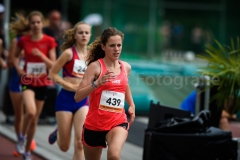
[13,150,21,157]
[48,128,58,145]
[22,152,32,160]
[30,140,36,151]
[14,139,36,156]
[16,138,26,154]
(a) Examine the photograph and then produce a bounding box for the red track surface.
[0,134,46,160]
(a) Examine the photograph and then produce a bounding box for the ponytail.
[86,37,105,65]
[9,13,29,36]
[60,28,75,51]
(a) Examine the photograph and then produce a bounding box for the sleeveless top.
[62,47,87,78]
[84,58,128,131]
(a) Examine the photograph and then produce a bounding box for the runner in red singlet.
[14,11,57,160]
[74,27,135,160]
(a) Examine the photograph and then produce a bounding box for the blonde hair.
[27,11,45,24]
[9,13,29,36]
[60,21,91,51]
[87,27,124,65]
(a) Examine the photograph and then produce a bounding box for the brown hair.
[27,11,45,23]
[60,21,91,52]
[86,27,124,65]
[9,13,29,36]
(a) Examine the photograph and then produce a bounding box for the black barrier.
[196,76,222,128]
[143,101,192,160]
[143,101,238,160]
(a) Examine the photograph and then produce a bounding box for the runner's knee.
[107,153,120,160]
[59,143,70,152]
[75,139,84,150]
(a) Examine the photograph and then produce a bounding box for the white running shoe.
[22,153,32,160]
[16,138,26,154]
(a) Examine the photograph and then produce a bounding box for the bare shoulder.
[60,48,72,60]
[11,38,17,43]
[86,61,101,77]
[62,48,73,56]
[10,38,17,47]
[122,61,131,73]
[88,61,100,70]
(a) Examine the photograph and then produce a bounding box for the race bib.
[26,62,47,77]
[99,90,125,113]
[72,59,87,77]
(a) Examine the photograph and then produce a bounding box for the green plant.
[198,38,240,114]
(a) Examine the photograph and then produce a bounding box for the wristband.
[40,54,45,59]
[92,81,98,88]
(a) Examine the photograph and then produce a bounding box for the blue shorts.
[55,89,89,114]
[9,68,21,92]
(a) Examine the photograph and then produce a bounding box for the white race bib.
[72,59,87,77]
[99,90,125,113]
[26,62,47,77]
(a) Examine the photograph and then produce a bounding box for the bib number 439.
[106,98,121,106]
[99,90,125,113]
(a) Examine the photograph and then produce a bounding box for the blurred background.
[5,0,240,56]
[1,0,240,115]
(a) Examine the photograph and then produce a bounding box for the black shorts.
[82,123,129,148]
[21,85,47,101]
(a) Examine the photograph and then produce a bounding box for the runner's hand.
[95,70,116,86]
[128,106,135,125]
[1,59,7,69]
[17,69,26,76]
[32,48,43,58]
[72,84,80,92]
